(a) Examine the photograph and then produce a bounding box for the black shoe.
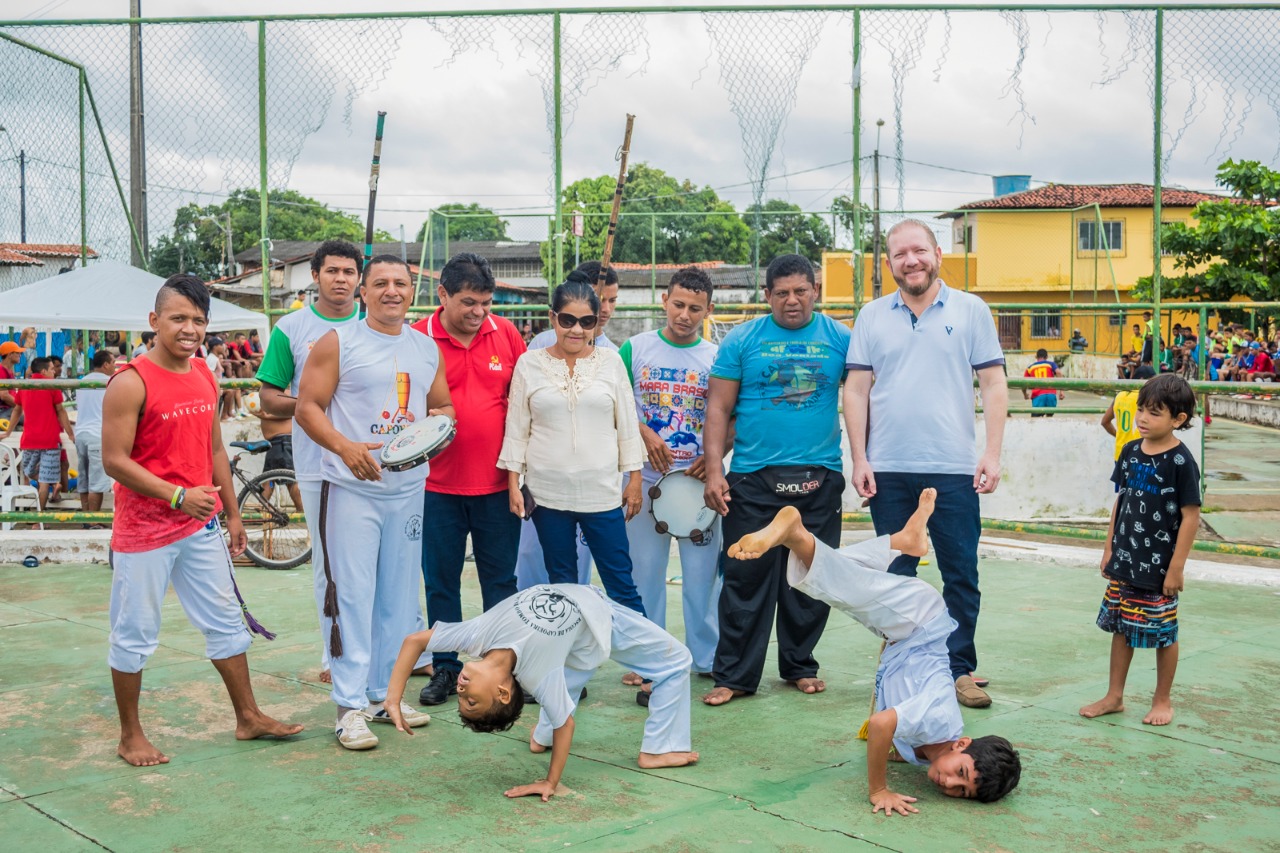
[418,668,458,706]
[580,686,588,701]
[635,689,650,707]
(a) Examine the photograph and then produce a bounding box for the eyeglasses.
[554,312,599,330]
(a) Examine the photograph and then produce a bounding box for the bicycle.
[226,440,311,570]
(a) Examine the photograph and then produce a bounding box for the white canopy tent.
[0,261,270,347]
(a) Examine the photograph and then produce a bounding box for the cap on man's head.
[1250,341,1261,349]
[0,341,25,356]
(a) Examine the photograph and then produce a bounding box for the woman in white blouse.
[499,275,646,614]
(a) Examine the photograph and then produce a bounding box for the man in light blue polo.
[843,219,1008,709]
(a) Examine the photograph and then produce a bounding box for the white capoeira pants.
[786,536,946,642]
[316,482,426,710]
[626,485,722,673]
[303,481,427,675]
[108,519,252,673]
[532,598,693,755]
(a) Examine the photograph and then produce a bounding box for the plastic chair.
[0,444,40,531]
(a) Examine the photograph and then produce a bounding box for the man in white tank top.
[297,255,455,751]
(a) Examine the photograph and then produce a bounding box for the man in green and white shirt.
[619,267,722,677]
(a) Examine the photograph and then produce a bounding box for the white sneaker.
[366,701,431,728]
[335,708,379,750]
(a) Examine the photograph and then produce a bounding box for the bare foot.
[1079,695,1125,719]
[638,751,699,769]
[1143,700,1174,726]
[889,488,936,557]
[787,677,826,695]
[529,733,548,754]
[621,671,644,686]
[727,505,803,561]
[118,733,169,767]
[235,713,305,741]
[702,687,747,706]
[318,669,332,684]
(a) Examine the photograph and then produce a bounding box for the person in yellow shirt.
[1129,323,1144,358]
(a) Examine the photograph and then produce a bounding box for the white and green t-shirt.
[618,329,717,482]
[256,304,359,484]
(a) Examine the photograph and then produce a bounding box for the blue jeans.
[868,472,981,679]
[421,490,520,673]
[531,505,645,616]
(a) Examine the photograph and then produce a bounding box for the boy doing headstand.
[1081,374,1200,727]
[384,584,697,801]
[727,489,1021,816]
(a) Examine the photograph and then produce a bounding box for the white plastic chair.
[0,444,40,531]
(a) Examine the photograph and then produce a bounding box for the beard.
[893,264,938,296]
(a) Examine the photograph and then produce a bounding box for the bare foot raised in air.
[622,671,644,686]
[1143,699,1174,726]
[118,732,169,767]
[727,505,804,561]
[702,686,748,706]
[786,677,825,695]
[529,733,548,754]
[319,668,332,684]
[1079,694,1125,719]
[638,750,699,769]
[888,488,936,557]
[235,712,305,741]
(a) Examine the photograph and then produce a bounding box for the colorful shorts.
[1096,580,1178,649]
[21,448,61,485]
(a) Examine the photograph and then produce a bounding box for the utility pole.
[871,118,885,299]
[18,149,25,244]
[129,0,149,268]
[224,211,234,277]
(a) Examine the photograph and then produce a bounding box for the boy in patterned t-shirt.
[1080,374,1201,727]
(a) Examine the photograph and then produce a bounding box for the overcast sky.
[3,1,1277,250]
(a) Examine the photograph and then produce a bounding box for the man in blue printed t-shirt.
[701,254,851,707]
[844,219,1008,709]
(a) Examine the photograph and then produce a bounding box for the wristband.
[175,489,186,510]
[170,486,185,510]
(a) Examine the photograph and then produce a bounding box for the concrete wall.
[837,413,1203,521]
[1209,395,1280,428]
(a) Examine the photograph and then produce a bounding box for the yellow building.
[822,183,1228,356]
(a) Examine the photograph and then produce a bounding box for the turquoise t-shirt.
[711,313,850,474]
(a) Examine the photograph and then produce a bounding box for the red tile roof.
[0,243,99,261]
[0,247,43,265]
[950,183,1230,213]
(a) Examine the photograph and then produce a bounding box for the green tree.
[415,203,509,245]
[831,195,874,252]
[542,163,750,281]
[1134,159,1280,324]
[742,199,833,265]
[150,188,389,279]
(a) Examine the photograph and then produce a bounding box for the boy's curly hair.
[964,735,1022,803]
[1137,373,1197,430]
[459,675,526,734]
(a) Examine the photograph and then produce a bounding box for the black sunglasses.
[555,311,599,330]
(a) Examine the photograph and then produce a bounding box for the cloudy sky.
[3,1,1276,252]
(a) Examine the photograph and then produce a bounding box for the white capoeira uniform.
[257,305,429,673]
[787,536,964,763]
[427,584,693,755]
[109,518,251,673]
[619,330,721,672]
[513,332,617,590]
[310,319,439,711]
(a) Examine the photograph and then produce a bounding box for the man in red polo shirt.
[410,252,527,705]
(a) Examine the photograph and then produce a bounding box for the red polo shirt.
[411,309,526,495]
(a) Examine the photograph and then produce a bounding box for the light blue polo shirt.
[847,281,1004,475]
[712,312,851,473]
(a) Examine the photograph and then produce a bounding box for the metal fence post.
[1152,8,1164,373]
[552,11,563,290]
[258,19,271,321]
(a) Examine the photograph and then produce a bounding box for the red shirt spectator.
[13,376,65,450]
[410,309,526,495]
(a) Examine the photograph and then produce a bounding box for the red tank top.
[110,356,224,553]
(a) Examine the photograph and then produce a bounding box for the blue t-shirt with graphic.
[711,313,850,473]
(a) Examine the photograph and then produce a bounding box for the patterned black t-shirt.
[1106,439,1202,591]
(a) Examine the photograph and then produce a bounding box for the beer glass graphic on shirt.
[381,371,416,425]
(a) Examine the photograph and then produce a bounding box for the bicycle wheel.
[236,468,311,570]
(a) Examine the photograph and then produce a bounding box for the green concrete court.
[3,547,1279,853]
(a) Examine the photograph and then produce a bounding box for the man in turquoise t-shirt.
[701,254,851,708]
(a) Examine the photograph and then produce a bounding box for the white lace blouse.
[498,347,644,512]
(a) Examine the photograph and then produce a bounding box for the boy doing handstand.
[384,584,697,801]
[1081,373,1200,727]
[728,489,1021,816]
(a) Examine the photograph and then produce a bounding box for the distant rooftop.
[947,183,1230,215]
[0,243,99,265]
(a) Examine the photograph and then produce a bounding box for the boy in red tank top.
[101,275,303,767]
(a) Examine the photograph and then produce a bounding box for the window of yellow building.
[1077,219,1125,257]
